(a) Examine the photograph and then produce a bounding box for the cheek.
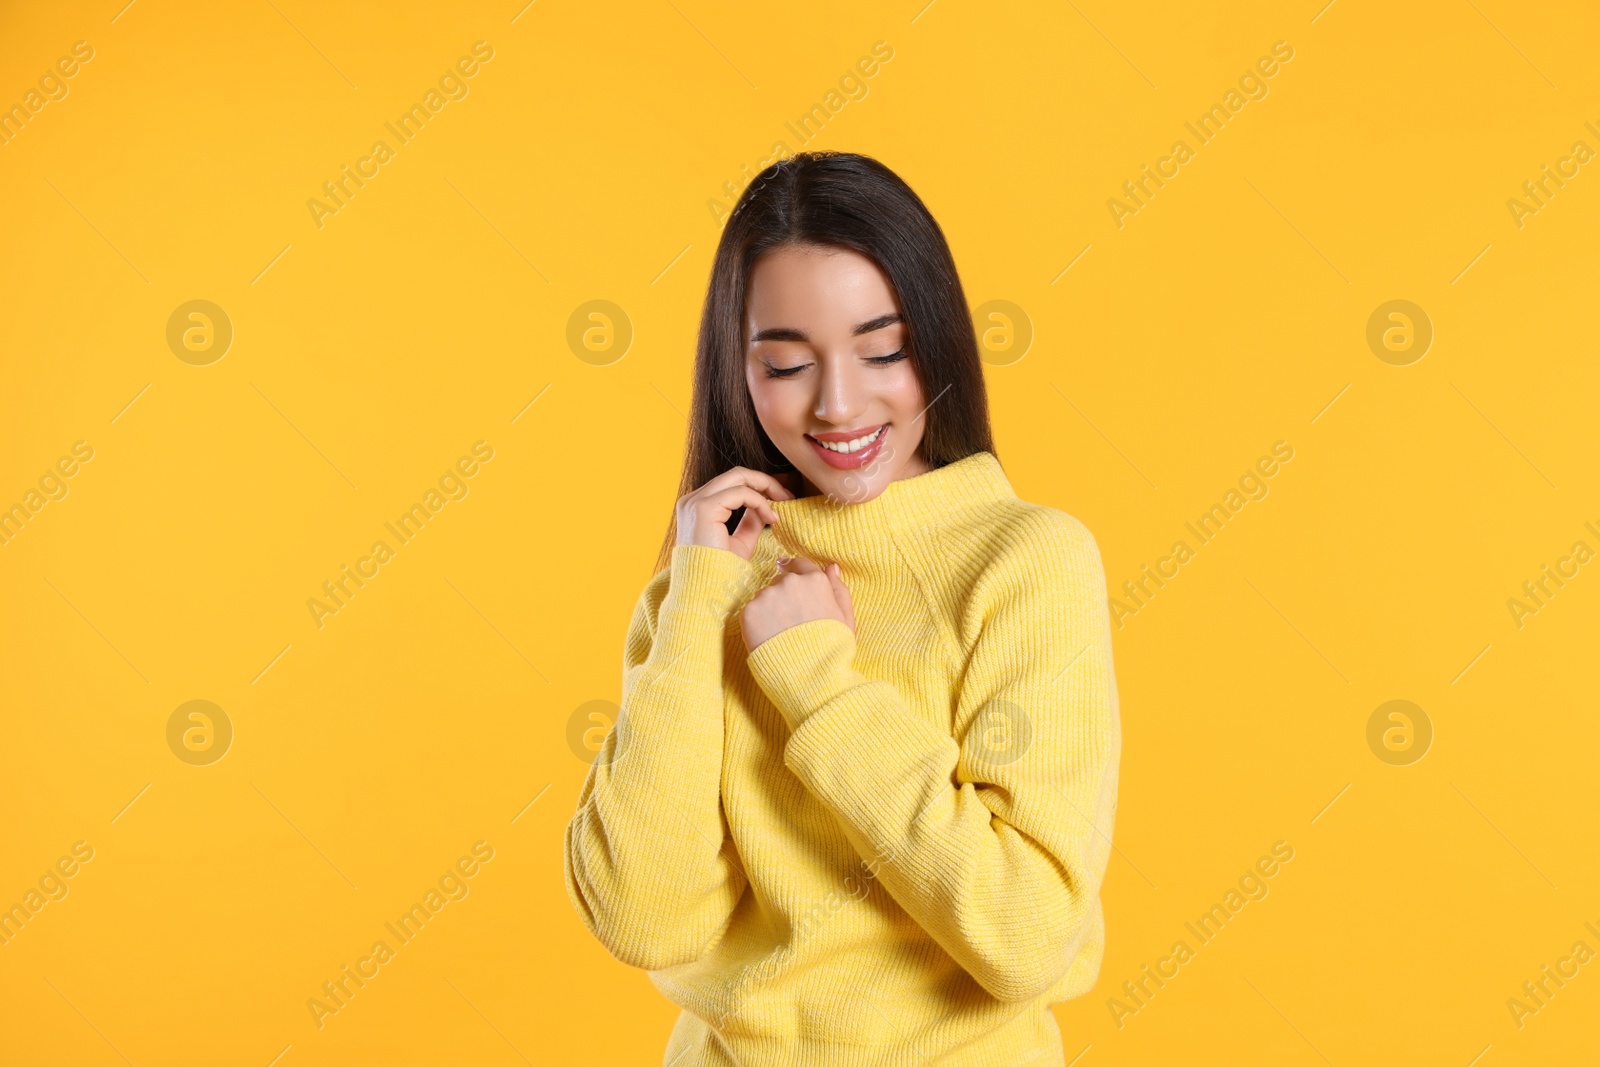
[882,364,926,417]
[878,366,927,462]
[746,375,801,435]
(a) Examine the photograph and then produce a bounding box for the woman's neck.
[761,451,1012,565]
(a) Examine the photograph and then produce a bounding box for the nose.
[812,351,865,426]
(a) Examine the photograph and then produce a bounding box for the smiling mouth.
[806,424,888,469]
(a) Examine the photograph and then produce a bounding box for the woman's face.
[744,243,932,502]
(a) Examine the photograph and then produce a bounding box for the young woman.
[564,151,1121,1066]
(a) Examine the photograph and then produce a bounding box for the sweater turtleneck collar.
[756,450,1014,564]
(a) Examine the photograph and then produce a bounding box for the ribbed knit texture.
[564,451,1121,1066]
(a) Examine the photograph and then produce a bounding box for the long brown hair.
[653,150,995,576]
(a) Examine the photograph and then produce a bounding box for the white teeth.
[816,426,885,453]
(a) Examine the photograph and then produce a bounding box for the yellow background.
[3,0,1597,1063]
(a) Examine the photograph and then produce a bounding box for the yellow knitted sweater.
[564,451,1121,1066]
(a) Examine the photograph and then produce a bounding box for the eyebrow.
[750,312,902,344]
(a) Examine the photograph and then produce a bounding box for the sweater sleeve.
[563,543,757,971]
[743,514,1121,1003]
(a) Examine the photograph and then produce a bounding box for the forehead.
[746,245,898,328]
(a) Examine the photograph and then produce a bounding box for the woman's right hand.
[676,467,795,561]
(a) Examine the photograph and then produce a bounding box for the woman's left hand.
[741,556,856,653]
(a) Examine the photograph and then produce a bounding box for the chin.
[816,463,889,504]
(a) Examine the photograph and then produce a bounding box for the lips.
[806,424,888,470]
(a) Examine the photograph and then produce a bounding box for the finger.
[696,485,781,527]
[721,487,782,525]
[779,555,824,574]
[826,562,856,630]
[730,502,766,550]
[704,463,796,502]
[695,466,795,503]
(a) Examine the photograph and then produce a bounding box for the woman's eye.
[868,350,907,366]
[763,351,904,379]
[765,364,805,379]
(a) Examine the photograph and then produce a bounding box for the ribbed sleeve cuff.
[660,544,756,623]
[744,618,863,730]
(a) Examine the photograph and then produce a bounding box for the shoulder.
[959,498,1108,605]
[960,495,1104,572]
[1006,499,1103,564]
